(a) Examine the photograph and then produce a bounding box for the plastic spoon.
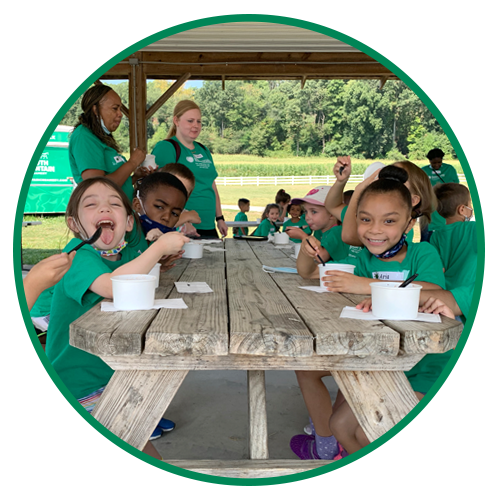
[306,238,325,266]
[67,227,103,253]
[399,273,418,288]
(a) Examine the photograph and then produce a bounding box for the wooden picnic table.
[70,239,462,478]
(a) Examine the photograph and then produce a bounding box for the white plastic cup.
[294,243,301,259]
[318,263,355,290]
[148,263,161,288]
[182,242,204,259]
[274,232,290,245]
[141,154,156,170]
[370,282,422,320]
[111,274,156,311]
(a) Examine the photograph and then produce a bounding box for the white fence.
[216,174,467,187]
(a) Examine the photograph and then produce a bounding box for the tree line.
[60,79,454,160]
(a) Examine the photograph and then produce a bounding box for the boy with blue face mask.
[132,172,188,242]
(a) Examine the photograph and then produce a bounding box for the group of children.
[232,156,476,461]
[24,153,476,463]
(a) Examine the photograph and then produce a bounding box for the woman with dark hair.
[69,85,150,203]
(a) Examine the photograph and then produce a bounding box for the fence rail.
[216,174,467,187]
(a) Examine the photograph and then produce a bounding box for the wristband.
[216,215,225,222]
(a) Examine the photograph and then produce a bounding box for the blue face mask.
[137,194,176,235]
[100,118,111,135]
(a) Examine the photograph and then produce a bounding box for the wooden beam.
[301,75,307,89]
[94,79,103,86]
[379,77,388,89]
[222,75,225,91]
[120,103,129,119]
[128,54,147,152]
[144,73,191,121]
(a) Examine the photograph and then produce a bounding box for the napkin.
[204,246,226,252]
[340,306,442,323]
[175,282,213,293]
[101,299,188,312]
[299,286,330,293]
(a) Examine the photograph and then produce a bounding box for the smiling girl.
[46,177,188,458]
[252,203,281,237]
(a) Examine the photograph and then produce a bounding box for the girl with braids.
[69,85,151,203]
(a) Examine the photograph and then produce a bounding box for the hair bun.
[379,165,408,184]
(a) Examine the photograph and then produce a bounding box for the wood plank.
[144,248,228,356]
[70,259,190,356]
[247,371,268,459]
[343,293,463,354]
[165,459,332,478]
[331,370,419,442]
[225,239,314,357]
[92,369,188,450]
[145,73,191,121]
[250,244,401,357]
[101,352,425,372]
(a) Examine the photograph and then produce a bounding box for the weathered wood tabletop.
[70,238,462,477]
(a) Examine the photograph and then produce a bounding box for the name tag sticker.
[372,271,407,281]
[114,156,125,164]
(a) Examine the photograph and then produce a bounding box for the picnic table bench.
[70,238,462,478]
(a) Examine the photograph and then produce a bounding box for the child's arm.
[322,273,443,295]
[89,232,189,299]
[419,289,462,317]
[284,226,308,241]
[296,236,330,279]
[23,253,75,310]
[341,168,382,246]
[324,156,350,220]
[175,210,201,227]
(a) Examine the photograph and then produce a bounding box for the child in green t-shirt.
[418,183,476,320]
[233,198,250,236]
[252,203,281,237]
[291,166,446,461]
[282,202,306,243]
[46,177,189,459]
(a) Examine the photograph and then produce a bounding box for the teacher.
[151,100,228,238]
[69,85,149,203]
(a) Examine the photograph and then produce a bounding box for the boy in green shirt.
[233,198,250,236]
[420,183,476,321]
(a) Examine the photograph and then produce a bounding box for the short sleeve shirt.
[151,138,218,230]
[348,241,445,288]
[234,211,248,236]
[253,218,276,237]
[431,221,477,317]
[69,125,133,201]
[422,163,460,187]
[46,240,143,399]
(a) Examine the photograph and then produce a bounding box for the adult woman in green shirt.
[151,100,228,238]
[69,85,149,203]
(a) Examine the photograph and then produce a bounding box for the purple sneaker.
[290,434,321,460]
[333,443,349,460]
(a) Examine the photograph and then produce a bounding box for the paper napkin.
[340,306,442,323]
[101,298,188,312]
[175,282,213,293]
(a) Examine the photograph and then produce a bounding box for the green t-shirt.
[252,218,277,237]
[234,211,248,236]
[422,163,460,233]
[29,223,148,319]
[347,241,445,288]
[46,239,143,400]
[430,221,477,318]
[151,138,218,230]
[422,163,460,187]
[69,125,133,202]
[321,225,352,263]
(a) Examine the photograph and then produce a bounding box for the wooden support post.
[331,370,419,442]
[301,76,307,89]
[222,75,226,91]
[247,370,269,459]
[379,77,388,90]
[128,55,147,152]
[92,369,188,451]
[120,103,129,119]
[145,73,191,121]
[94,79,103,86]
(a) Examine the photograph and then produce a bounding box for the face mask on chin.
[137,194,176,235]
[100,118,111,135]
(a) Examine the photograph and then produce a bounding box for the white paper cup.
[294,243,301,259]
[111,274,156,311]
[141,154,156,170]
[370,282,422,320]
[274,232,290,245]
[148,263,161,288]
[318,263,355,290]
[182,242,204,259]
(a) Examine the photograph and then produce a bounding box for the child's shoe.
[157,418,176,432]
[149,426,163,441]
[290,434,321,460]
[333,443,349,460]
[303,423,313,435]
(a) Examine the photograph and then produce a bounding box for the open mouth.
[96,219,115,245]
